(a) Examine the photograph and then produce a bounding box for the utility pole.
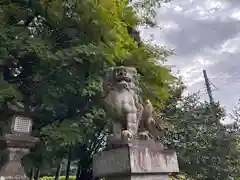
[203,69,214,104]
[203,69,217,121]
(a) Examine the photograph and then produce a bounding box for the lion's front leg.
[127,113,138,135]
[122,113,138,141]
[107,122,123,147]
[112,122,122,139]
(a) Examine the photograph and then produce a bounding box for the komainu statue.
[103,66,163,145]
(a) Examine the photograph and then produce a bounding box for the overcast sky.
[140,0,240,122]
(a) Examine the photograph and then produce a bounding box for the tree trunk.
[76,160,81,180]
[54,159,62,180]
[65,146,72,180]
[29,168,34,180]
[79,168,93,180]
[34,167,40,180]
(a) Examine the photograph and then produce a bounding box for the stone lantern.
[0,102,38,180]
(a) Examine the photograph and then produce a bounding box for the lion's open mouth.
[116,75,131,83]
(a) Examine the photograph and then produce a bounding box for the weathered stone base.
[93,139,179,180]
[104,174,169,180]
[0,148,28,180]
[0,134,39,180]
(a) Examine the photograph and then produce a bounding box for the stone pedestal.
[93,140,179,180]
[0,134,38,180]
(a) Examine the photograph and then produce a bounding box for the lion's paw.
[122,130,133,141]
[139,131,151,140]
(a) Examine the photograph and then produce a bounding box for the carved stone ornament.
[103,66,163,145]
[12,116,32,134]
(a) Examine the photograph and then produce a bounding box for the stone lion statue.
[103,66,163,145]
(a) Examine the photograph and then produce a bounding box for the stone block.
[93,139,179,180]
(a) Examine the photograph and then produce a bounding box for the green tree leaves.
[163,94,240,180]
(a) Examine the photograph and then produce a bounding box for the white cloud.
[231,9,240,20]
[162,21,180,30]
[213,34,240,54]
[173,5,183,12]
[194,56,213,66]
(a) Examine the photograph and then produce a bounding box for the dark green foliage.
[162,94,240,180]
